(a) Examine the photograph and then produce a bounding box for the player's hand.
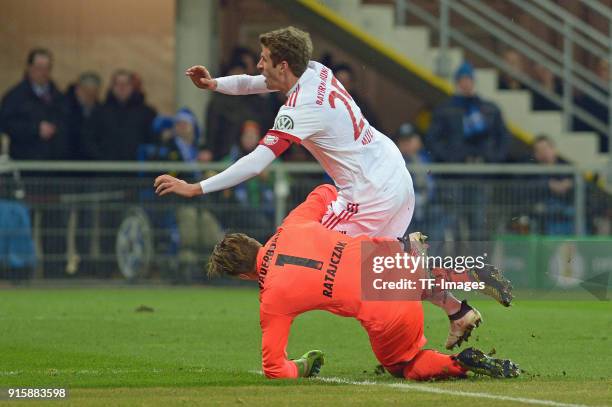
[185,65,217,90]
[154,174,202,198]
[292,350,325,377]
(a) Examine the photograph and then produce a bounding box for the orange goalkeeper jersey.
[257,184,380,378]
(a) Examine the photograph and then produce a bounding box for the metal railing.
[0,160,609,281]
[396,0,611,150]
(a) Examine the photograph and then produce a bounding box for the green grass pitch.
[0,287,610,406]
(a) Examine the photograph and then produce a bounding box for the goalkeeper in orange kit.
[207,185,518,380]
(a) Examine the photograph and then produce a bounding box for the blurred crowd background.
[0,0,610,283]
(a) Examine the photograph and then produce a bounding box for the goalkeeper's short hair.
[208,233,260,278]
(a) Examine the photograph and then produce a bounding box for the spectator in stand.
[573,58,609,152]
[0,48,69,160]
[397,123,433,217]
[532,135,575,235]
[82,69,156,160]
[396,123,454,241]
[0,49,73,275]
[531,64,563,111]
[427,61,510,163]
[229,46,259,76]
[202,60,248,161]
[65,72,102,159]
[332,63,380,130]
[230,46,279,131]
[596,58,609,84]
[150,108,223,282]
[203,54,275,161]
[396,124,433,233]
[222,120,275,241]
[152,108,205,179]
[62,72,103,275]
[497,49,563,112]
[426,62,509,239]
[589,187,612,236]
[498,49,526,91]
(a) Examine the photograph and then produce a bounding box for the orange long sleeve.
[260,310,299,379]
[282,184,338,225]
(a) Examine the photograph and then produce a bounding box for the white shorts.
[321,172,415,238]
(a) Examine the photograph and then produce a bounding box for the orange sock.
[402,349,467,381]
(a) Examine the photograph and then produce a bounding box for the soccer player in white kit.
[155,26,488,349]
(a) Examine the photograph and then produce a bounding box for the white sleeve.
[269,104,323,143]
[215,75,276,95]
[199,145,276,194]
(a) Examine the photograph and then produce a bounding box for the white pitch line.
[0,371,21,376]
[0,368,599,407]
[317,376,594,407]
[250,371,596,407]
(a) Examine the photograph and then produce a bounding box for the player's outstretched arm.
[155,146,276,198]
[186,65,272,95]
[199,145,276,194]
[154,175,202,198]
[216,74,272,95]
[185,65,217,90]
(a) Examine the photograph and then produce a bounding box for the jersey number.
[276,254,323,271]
[328,76,365,140]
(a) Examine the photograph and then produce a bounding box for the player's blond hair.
[259,26,313,77]
[207,233,261,278]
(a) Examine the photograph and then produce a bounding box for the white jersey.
[269,62,409,205]
[214,61,414,237]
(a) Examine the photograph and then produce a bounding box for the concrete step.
[593,153,610,169]
[390,26,430,65]
[488,90,532,123]
[319,0,361,14]
[525,111,563,137]
[319,0,605,165]
[427,47,463,78]
[358,5,396,44]
[319,0,361,24]
[475,68,498,95]
[427,47,464,78]
[555,133,599,163]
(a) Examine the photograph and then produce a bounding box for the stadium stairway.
[265,0,607,170]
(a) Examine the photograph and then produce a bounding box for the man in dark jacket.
[203,62,274,161]
[427,62,509,163]
[0,48,69,160]
[65,72,102,160]
[426,62,510,240]
[532,135,575,235]
[82,69,156,160]
[333,63,381,131]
